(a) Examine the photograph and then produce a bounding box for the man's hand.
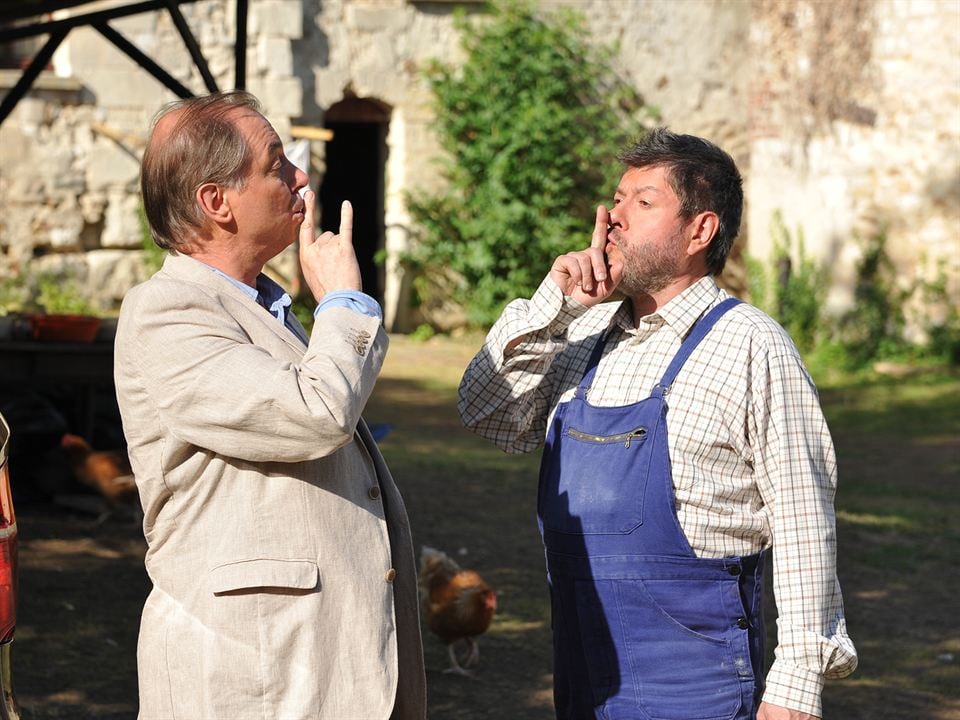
[549,205,622,307]
[757,702,820,720]
[299,192,362,303]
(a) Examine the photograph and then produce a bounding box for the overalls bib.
[537,298,766,720]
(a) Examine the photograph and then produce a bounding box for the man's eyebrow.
[615,184,664,196]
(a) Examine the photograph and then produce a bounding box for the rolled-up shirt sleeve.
[314,290,383,322]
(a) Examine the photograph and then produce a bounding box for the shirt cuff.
[314,290,383,322]
[762,660,825,717]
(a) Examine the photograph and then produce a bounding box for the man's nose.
[609,204,624,228]
[292,164,309,193]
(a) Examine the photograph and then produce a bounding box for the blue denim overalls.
[538,298,766,720]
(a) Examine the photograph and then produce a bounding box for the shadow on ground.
[8,337,960,719]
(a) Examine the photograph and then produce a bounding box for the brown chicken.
[419,546,497,675]
[61,434,140,525]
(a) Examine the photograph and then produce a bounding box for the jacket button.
[727,565,742,576]
[385,568,396,583]
[736,617,749,630]
[368,486,381,500]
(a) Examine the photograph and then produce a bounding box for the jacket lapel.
[160,253,308,355]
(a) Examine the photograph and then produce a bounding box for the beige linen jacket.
[114,253,425,720]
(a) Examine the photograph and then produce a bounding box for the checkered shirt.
[458,275,858,717]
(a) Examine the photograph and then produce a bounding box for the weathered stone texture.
[251,0,304,38]
[748,0,959,332]
[0,0,955,332]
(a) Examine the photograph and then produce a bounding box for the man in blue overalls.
[460,130,857,720]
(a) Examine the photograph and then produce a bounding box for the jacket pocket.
[209,558,320,595]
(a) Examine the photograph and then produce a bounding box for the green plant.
[35,274,99,316]
[409,323,436,342]
[917,259,960,365]
[407,0,653,327]
[291,296,317,335]
[750,210,826,353]
[0,274,28,316]
[837,228,909,365]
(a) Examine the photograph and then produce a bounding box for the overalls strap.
[655,297,742,391]
[575,330,612,399]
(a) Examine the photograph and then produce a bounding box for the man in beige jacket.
[114,91,425,719]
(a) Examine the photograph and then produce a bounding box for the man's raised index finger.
[591,205,609,249]
[340,200,353,243]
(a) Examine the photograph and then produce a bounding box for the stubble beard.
[614,226,688,297]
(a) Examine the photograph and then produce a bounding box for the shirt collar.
[201,263,293,321]
[609,275,722,340]
[657,276,722,339]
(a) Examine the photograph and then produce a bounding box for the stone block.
[249,77,303,118]
[101,192,144,249]
[80,193,108,224]
[346,6,411,33]
[86,139,141,192]
[85,249,149,306]
[257,36,293,77]
[0,125,30,167]
[81,68,179,110]
[251,0,303,39]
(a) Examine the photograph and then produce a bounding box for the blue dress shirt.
[205,264,382,345]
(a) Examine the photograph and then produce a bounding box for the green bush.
[751,216,958,371]
[407,0,653,326]
[837,229,909,365]
[750,210,826,354]
[915,259,960,365]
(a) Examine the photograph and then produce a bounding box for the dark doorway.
[319,97,390,306]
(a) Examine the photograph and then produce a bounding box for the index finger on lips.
[590,205,609,250]
[590,206,609,280]
[340,200,353,245]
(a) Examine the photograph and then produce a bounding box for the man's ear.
[196,182,233,225]
[686,211,720,256]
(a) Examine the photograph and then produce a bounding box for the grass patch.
[368,336,960,719]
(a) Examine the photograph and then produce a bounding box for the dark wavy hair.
[618,128,743,275]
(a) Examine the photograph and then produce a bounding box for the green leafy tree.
[408,0,651,326]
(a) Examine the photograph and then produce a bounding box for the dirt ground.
[9,334,960,719]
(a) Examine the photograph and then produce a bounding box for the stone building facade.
[0,0,956,335]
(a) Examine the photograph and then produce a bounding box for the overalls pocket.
[576,578,744,720]
[538,424,652,535]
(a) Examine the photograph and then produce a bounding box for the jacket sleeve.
[458,276,590,454]
[116,279,386,463]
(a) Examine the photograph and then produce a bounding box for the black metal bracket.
[0,0,249,127]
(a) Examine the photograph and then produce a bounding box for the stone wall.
[747,0,960,339]
[0,0,955,336]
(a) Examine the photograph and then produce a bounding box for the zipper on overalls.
[567,427,648,448]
